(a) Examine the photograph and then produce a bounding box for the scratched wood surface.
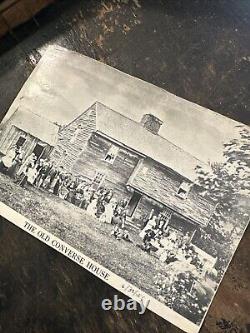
[0,1,249,333]
[0,0,55,37]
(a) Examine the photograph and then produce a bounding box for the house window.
[92,171,105,188]
[160,209,172,222]
[104,145,119,164]
[177,181,191,199]
[16,136,26,147]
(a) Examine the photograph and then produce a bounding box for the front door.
[33,143,45,159]
[16,136,26,148]
[127,191,142,217]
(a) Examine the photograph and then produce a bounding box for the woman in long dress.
[74,181,86,207]
[111,199,127,239]
[26,163,38,185]
[8,146,24,178]
[58,176,69,199]
[86,198,98,217]
[19,159,36,187]
[17,153,36,176]
[100,198,117,224]
[0,146,16,174]
[66,177,77,203]
[139,215,158,239]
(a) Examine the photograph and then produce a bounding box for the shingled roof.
[6,108,59,146]
[94,102,208,182]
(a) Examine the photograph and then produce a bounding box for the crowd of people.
[138,211,203,272]
[0,144,130,239]
[0,144,203,272]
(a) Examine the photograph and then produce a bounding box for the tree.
[194,125,250,273]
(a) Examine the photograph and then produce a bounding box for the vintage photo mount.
[0,46,249,333]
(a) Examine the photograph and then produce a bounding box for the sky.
[3,45,244,164]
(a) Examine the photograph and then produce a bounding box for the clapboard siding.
[73,133,140,201]
[0,124,15,154]
[51,105,214,226]
[0,125,52,160]
[132,195,164,225]
[51,105,96,169]
[130,159,213,226]
[132,194,196,232]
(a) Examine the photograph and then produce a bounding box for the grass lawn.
[0,173,169,299]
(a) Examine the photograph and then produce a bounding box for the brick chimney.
[140,114,163,135]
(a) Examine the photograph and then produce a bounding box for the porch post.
[190,229,196,242]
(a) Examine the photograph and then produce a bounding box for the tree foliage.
[194,125,250,273]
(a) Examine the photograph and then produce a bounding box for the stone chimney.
[140,114,163,135]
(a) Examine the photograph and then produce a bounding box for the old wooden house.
[0,108,59,160]
[51,102,215,236]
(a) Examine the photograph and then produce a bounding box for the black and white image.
[0,46,249,333]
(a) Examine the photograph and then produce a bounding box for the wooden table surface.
[0,1,249,332]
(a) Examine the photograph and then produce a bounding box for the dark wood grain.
[0,1,249,332]
[0,0,55,38]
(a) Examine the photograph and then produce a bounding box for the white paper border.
[0,201,200,333]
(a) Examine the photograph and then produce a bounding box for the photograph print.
[0,46,249,333]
